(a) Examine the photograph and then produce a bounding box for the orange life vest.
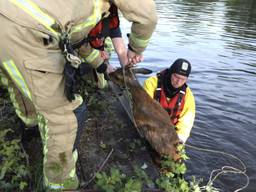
[87,4,120,50]
[154,70,186,125]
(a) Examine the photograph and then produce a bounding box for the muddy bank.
[77,85,160,189]
[0,82,161,191]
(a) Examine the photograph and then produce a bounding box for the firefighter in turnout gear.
[144,59,195,143]
[0,0,157,190]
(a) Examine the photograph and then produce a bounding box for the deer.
[109,67,181,161]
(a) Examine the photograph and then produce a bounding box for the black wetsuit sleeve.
[109,27,122,38]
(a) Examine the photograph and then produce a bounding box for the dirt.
[0,82,160,191]
[77,86,160,189]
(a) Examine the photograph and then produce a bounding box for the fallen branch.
[81,148,114,189]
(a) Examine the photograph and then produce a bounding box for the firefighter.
[143,58,196,143]
[0,0,157,190]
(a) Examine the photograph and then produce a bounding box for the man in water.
[144,58,195,143]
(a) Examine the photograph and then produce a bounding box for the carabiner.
[66,53,82,68]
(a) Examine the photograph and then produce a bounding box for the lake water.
[112,0,256,191]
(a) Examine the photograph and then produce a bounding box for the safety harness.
[59,33,83,101]
[61,4,120,101]
[155,70,186,124]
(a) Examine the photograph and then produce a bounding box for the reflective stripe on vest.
[9,0,102,37]
[9,0,59,36]
[0,70,37,126]
[84,49,100,63]
[70,0,102,35]
[130,32,150,48]
[8,0,103,68]
[2,60,32,100]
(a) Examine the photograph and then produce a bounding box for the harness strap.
[60,33,82,69]
[59,33,88,101]
[171,85,186,120]
[154,72,162,102]
[122,68,143,137]
[71,17,111,50]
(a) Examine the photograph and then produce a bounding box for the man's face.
[170,73,188,88]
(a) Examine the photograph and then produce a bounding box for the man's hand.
[96,60,116,74]
[106,63,116,74]
[127,49,144,66]
[100,51,110,60]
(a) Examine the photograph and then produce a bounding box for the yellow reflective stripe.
[16,110,37,126]
[37,113,51,188]
[47,183,64,190]
[3,60,32,100]
[9,0,59,36]
[0,72,37,126]
[74,94,83,106]
[69,149,78,178]
[85,49,100,63]
[96,73,108,89]
[71,0,102,34]
[130,32,150,48]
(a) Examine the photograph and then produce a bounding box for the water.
[111,0,256,191]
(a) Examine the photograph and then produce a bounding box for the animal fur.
[109,68,180,161]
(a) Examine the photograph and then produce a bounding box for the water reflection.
[116,0,256,191]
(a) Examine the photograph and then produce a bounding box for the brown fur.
[109,68,180,161]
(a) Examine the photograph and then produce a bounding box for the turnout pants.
[0,13,85,189]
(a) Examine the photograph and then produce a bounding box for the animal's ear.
[132,68,153,75]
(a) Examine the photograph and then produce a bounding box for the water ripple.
[115,1,256,190]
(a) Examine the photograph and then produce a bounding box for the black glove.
[96,61,108,73]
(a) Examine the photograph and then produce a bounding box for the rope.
[117,68,249,191]
[121,67,143,137]
[185,144,250,192]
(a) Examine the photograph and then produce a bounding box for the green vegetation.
[0,129,30,191]
[0,84,220,191]
[94,145,220,192]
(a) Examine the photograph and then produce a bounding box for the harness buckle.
[66,53,81,68]
[60,33,82,68]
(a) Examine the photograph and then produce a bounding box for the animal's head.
[159,140,182,162]
[109,67,152,87]
[146,130,181,161]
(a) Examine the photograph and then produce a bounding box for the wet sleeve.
[175,87,196,143]
[113,0,158,54]
[78,44,103,68]
[143,76,158,99]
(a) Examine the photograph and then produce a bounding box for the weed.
[0,129,30,191]
[95,144,220,192]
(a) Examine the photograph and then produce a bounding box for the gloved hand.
[96,60,108,74]
[96,60,116,81]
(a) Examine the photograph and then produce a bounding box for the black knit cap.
[169,58,191,77]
